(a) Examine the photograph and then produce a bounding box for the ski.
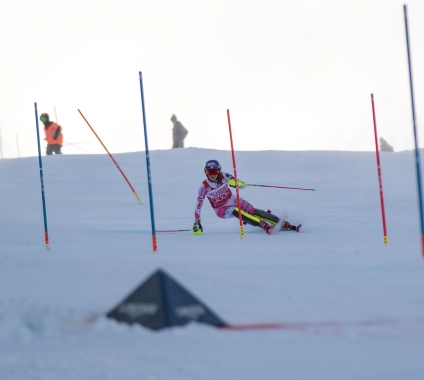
[234,208,302,234]
[254,209,301,233]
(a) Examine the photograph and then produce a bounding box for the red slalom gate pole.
[371,94,388,245]
[78,110,142,204]
[227,109,245,239]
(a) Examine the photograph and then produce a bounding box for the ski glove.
[192,219,203,235]
[228,178,247,189]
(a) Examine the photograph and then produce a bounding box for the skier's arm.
[53,125,62,140]
[193,185,207,235]
[194,185,207,220]
[227,178,247,189]
[192,219,203,235]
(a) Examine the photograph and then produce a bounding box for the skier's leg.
[238,198,255,215]
[253,208,297,230]
[218,206,265,230]
[216,197,255,220]
[235,198,274,234]
[217,197,273,234]
[228,197,258,226]
[232,208,273,234]
[216,207,235,219]
[231,208,260,226]
[253,209,280,224]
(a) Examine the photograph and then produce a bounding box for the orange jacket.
[44,122,63,146]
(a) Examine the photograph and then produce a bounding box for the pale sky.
[0,0,423,157]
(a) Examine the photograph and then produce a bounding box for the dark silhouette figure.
[171,114,188,148]
[379,137,394,152]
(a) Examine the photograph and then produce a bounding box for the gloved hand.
[192,219,203,235]
[228,179,247,189]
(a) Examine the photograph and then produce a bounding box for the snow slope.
[1,148,424,380]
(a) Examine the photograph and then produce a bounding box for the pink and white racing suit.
[194,172,255,220]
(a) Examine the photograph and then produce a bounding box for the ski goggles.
[205,169,220,176]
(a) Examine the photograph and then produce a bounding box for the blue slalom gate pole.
[138,72,157,252]
[404,5,424,257]
[34,102,50,250]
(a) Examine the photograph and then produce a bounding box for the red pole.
[371,94,388,245]
[227,109,245,239]
[78,110,142,204]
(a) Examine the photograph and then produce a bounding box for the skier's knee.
[231,209,238,218]
[219,208,234,219]
[232,208,260,227]
[239,201,255,215]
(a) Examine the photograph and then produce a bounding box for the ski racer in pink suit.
[192,159,297,235]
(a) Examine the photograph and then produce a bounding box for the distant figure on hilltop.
[171,114,188,148]
[40,113,63,155]
[379,137,394,152]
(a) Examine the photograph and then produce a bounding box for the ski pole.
[156,229,192,233]
[243,183,315,191]
[77,109,142,204]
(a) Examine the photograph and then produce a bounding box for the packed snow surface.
[1,148,424,379]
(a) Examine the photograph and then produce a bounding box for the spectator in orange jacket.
[40,113,63,155]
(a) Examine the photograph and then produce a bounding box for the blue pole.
[138,72,157,252]
[34,102,50,250]
[404,5,424,257]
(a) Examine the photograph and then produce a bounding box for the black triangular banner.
[107,269,227,330]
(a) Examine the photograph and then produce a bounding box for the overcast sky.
[0,0,423,158]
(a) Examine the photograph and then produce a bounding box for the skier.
[192,159,301,235]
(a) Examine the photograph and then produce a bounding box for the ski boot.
[280,221,302,232]
[259,220,274,235]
